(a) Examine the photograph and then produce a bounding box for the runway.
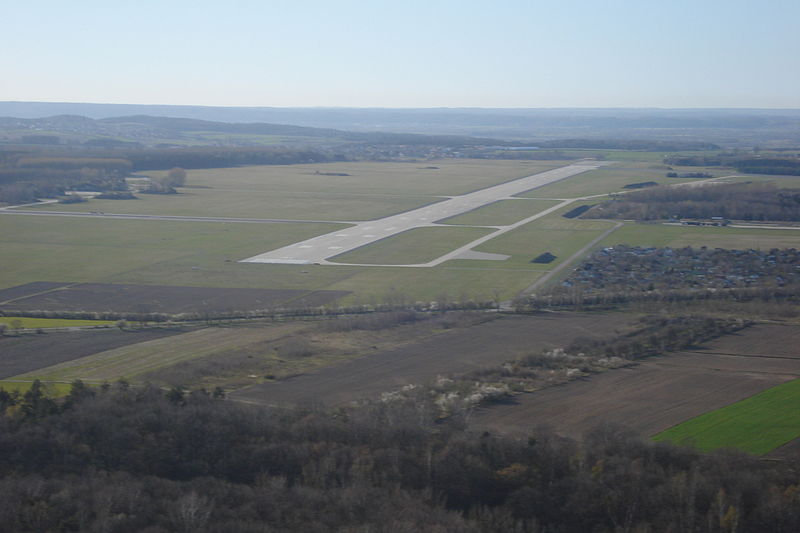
[240,161,606,265]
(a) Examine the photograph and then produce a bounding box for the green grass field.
[6,158,796,305]
[330,226,495,265]
[439,199,561,226]
[0,317,116,328]
[0,380,72,396]
[653,378,800,455]
[603,223,800,250]
[28,160,560,220]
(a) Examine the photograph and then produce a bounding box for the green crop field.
[439,199,561,226]
[653,378,800,455]
[0,317,116,328]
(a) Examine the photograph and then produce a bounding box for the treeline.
[0,153,130,204]
[0,381,798,532]
[121,146,334,171]
[586,182,800,221]
[539,139,720,151]
[0,299,498,328]
[664,154,800,176]
[0,145,336,204]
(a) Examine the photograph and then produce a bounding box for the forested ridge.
[0,381,798,532]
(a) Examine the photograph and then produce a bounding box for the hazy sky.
[3,0,798,108]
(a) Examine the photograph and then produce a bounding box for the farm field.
[653,378,800,455]
[230,312,638,406]
[8,325,305,384]
[471,324,800,449]
[0,327,184,379]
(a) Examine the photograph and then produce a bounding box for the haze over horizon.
[4,0,799,110]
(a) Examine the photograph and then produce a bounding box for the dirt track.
[472,324,800,439]
[230,312,636,406]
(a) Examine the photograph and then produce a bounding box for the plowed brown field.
[0,328,184,379]
[472,324,800,439]
[230,312,637,406]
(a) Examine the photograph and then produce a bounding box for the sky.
[3,0,799,108]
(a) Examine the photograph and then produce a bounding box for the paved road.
[241,162,607,265]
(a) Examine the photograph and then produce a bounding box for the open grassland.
[0,215,343,290]
[446,211,617,271]
[27,160,560,220]
[439,199,561,226]
[35,189,437,221]
[2,283,348,314]
[518,162,719,198]
[330,226,495,265]
[2,158,703,304]
[604,223,800,250]
[473,324,800,440]
[653,379,800,455]
[0,317,116,328]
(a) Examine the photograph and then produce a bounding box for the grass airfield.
[3,156,800,304]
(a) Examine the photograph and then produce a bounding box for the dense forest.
[586,183,800,222]
[0,381,798,532]
[664,154,800,176]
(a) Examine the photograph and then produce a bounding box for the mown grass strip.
[0,316,116,329]
[0,380,72,396]
[653,378,800,455]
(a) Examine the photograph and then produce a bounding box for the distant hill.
[2,102,799,146]
[0,114,510,148]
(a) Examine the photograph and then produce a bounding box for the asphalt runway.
[240,162,605,265]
